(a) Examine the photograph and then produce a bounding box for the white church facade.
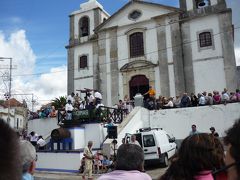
[66,0,237,106]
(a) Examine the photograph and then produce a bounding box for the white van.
[125,128,177,167]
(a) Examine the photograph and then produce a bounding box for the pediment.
[95,1,180,32]
[120,60,158,72]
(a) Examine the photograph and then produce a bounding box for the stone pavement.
[34,166,167,180]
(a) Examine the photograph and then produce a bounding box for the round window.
[128,10,142,20]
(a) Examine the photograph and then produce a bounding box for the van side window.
[143,135,155,147]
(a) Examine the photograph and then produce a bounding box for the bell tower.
[180,0,226,11]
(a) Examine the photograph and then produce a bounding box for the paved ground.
[34,165,167,180]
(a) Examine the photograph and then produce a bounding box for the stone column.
[218,11,237,91]
[67,48,75,95]
[181,22,195,94]
[98,32,107,104]
[170,19,186,95]
[156,18,170,97]
[109,28,119,105]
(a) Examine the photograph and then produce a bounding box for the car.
[125,127,177,167]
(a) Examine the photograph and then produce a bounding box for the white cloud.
[0,30,67,110]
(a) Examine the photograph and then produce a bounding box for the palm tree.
[51,96,67,110]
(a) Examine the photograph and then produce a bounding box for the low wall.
[36,151,82,173]
[149,103,240,140]
[28,117,58,137]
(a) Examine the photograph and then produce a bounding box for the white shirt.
[199,96,206,105]
[164,100,174,107]
[65,103,73,111]
[94,92,102,99]
[30,134,38,142]
[67,95,74,104]
[37,138,46,147]
[222,93,230,101]
[88,94,95,103]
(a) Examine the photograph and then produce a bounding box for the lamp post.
[0,57,13,124]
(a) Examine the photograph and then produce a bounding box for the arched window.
[79,55,88,69]
[79,16,89,37]
[199,32,212,47]
[130,32,144,58]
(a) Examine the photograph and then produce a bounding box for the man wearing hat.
[210,127,219,137]
[20,140,37,180]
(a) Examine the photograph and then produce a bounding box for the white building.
[0,98,28,130]
[66,0,237,106]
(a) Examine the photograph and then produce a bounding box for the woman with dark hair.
[160,133,226,180]
[223,119,240,180]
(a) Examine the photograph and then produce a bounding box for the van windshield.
[143,134,155,147]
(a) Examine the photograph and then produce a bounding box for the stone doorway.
[129,75,149,100]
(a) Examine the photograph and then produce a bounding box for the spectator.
[144,86,156,98]
[98,144,151,180]
[210,127,219,137]
[49,106,57,117]
[65,100,73,120]
[223,119,240,180]
[37,135,46,150]
[229,92,237,102]
[190,93,198,107]
[29,131,38,147]
[163,97,174,109]
[236,89,240,101]
[67,92,75,105]
[130,135,141,146]
[94,151,103,174]
[189,124,199,136]
[82,141,94,180]
[207,92,214,105]
[173,95,181,108]
[198,93,206,106]
[74,93,81,106]
[180,93,191,107]
[110,140,118,159]
[79,101,86,110]
[222,91,230,104]
[94,90,103,106]
[0,119,22,180]
[20,140,37,180]
[160,133,225,180]
[117,100,124,109]
[213,91,221,104]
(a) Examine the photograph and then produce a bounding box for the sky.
[0,0,239,110]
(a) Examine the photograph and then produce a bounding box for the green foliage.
[51,96,67,110]
[0,100,4,105]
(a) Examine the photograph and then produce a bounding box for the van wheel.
[162,154,169,167]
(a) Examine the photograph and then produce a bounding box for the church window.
[195,0,210,8]
[79,16,89,37]
[199,32,212,47]
[130,32,144,58]
[79,55,88,69]
[129,10,142,21]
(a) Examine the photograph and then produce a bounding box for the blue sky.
[0,0,179,73]
[0,0,239,108]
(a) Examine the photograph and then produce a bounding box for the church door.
[129,75,149,100]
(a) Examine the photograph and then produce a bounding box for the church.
[66,0,237,106]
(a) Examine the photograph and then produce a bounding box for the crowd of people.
[1,117,240,179]
[144,88,240,110]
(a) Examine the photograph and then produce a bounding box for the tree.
[51,96,67,110]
